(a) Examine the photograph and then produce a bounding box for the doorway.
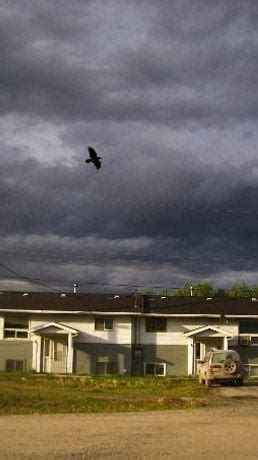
[42,337,68,373]
[193,337,225,374]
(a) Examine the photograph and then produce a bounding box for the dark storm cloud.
[1,0,258,290]
[1,0,258,126]
[1,144,258,253]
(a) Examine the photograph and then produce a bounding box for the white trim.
[30,322,79,335]
[2,308,258,319]
[184,325,233,338]
[0,309,139,315]
[239,334,258,346]
[67,333,73,373]
[144,362,167,376]
[36,337,41,373]
[95,317,114,332]
[188,338,194,375]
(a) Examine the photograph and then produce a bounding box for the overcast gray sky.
[1,0,258,293]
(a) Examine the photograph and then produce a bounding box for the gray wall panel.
[142,345,188,376]
[0,341,33,370]
[74,343,132,375]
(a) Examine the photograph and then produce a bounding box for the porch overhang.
[29,321,79,336]
[184,325,233,339]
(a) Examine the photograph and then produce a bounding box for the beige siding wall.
[30,315,132,344]
[140,317,239,346]
[140,317,191,345]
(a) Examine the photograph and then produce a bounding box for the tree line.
[142,283,258,297]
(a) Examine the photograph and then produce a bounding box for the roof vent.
[22,293,29,296]
[60,293,66,297]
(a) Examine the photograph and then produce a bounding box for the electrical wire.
[85,195,258,217]
[0,249,257,264]
[0,263,61,293]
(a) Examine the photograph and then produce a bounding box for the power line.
[0,263,61,293]
[0,249,257,264]
[92,196,258,217]
[0,262,182,291]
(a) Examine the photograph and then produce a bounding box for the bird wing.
[88,146,98,159]
[93,158,101,169]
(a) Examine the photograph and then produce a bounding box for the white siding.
[29,315,132,344]
[140,317,239,345]
[140,317,189,345]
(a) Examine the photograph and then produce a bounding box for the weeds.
[0,373,210,415]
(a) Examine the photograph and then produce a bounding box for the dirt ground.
[2,383,258,460]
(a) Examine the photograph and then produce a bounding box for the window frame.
[239,334,258,346]
[5,359,26,372]
[4,316,29,340]
[145,317,167,333]
[239,320,258,334]
[96,361,118,375]
[144,362,167,376]
[94,317,114,332]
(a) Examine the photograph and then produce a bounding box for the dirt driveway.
[1,383,258,460]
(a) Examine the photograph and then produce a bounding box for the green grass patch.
[0,372,210,415]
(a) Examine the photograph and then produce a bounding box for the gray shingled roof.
[145,296,258,315]
[0,291,137,312]
[1,291,258,316]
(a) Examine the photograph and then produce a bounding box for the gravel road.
[1,384,258,460]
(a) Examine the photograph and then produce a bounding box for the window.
[212,351,240,364]
[4,316,28,339]
[239,336,258,346]
[5,360,26,371]
[239,321,258,334]
[145,363,166,376]
[96,362,118,375]
[145,317,167,332]
[95,317,114,331]
[195,342,201,360]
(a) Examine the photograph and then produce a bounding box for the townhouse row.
[1,291,258,376]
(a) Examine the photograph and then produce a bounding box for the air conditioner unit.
[239,336,250,346]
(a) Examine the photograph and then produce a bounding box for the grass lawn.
[0,372,211,415]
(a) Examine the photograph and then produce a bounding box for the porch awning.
[29,321,79,336]
[184,324,233,338]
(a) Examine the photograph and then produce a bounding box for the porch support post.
[187,338,194,376]
[67,333,74,374]
[223,336,228,350]
[36,337,41,373]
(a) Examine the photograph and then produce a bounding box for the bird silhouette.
[85,146,102,169]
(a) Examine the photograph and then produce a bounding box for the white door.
[42,337,67,373]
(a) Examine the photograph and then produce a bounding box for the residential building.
[0,291,258,376]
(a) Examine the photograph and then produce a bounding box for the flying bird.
[85,146,102,169]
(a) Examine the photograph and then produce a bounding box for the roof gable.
[30,322,79,335]
[184,325,233,338]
